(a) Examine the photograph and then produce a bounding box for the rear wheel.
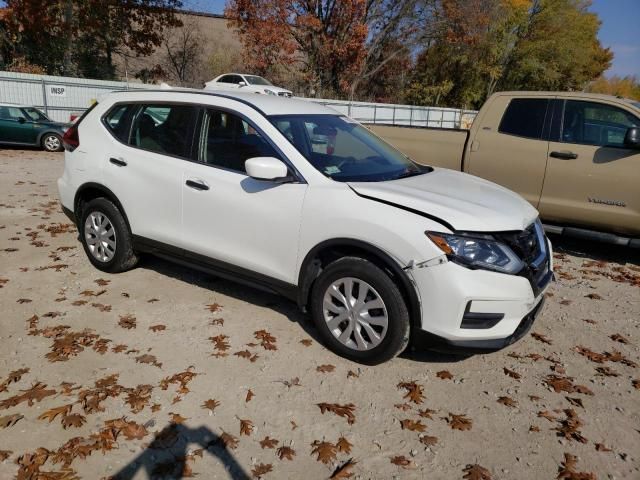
[310,257,410,365]
[79,198,138,273]
[42,133,63,152]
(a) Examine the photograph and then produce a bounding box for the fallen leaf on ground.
[447,413,472,431]
[239,418,254,436]
[397,381,424,404]
[336,436,352,454]
[463,464,492,480]
[331,459,357,479]
[316,364,335,373]
[390,455,415,469]
[311,440,337,464]
[277,445,295,460]
[260,436,278,449]
[251,463,272,478]
[317,402,356,425]
[0,414,23,429]
[400,419,426,432]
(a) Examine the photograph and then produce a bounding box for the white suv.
[58,90,552,364]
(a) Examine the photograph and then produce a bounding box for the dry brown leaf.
[61,414,86,429]
[277,445,295,460]
[397,381,424,404]
[390,455,415,469]
[170,412,188,424]
[300,339,312,346]
[330,459,357,479]
[595,366,619,377]
[400,419,426,432]
[595,443,612,452]
[584,293,602,300]
[0,382,56,409]
[447,413,472,431]
[317,402,356,425]
[531,332,552,344]
[497,396,518,408]
[557,453,596,480]
[259,436,278,449]
[0,450,11,461]
[310,440,337,464]
[246,389,255,402]
[316,364,336,373]
[463,464,492,480]
[149,324,166,332]
[503,367,521,380]
[118,314,136,329]
[419,435,438,446]
[206,303,222,312]
[418,408,437,419]
[38,404,73,423]
[239,418,254,436]
[565,397,584,409]
[0,413,23,429]
[538,410,558,422]
[436,370,453,380]
[609,333,629,344]
[554,409,587,443]
[201,398,220,412]
[251,463,273,478]
[218,431,238,450]
[135,354,162,368]
[336,436,352,454]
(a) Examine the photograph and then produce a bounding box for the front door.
[465,96,552,208]
[540,99,640,235]
[181,107,307,284]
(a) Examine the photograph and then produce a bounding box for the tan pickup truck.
[370,92,640,247]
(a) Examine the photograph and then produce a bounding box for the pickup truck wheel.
[310,257,410,365]
[42,133,63,152]
[79,198,139,273]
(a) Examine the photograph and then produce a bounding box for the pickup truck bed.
[369,91,640,247]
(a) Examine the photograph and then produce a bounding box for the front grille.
[496,220,551,296]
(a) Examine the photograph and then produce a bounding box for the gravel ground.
[0,149,638,480]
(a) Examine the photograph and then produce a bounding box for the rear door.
[180,106,307,284]
[465,96,552,208]
[540,99,640,235]
[101,102,198,245]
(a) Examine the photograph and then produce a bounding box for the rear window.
[499,98,549,140]
[129,104,198,158]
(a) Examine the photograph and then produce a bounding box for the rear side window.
[129,104,198,158]
[104,104,135,142]
[561,100,639,147]
[499,98,549,140]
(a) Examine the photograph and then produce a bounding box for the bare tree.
[161,17,204,87]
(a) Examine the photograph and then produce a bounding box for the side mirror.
[245,157,290,181]
[624,127,640,149]
[18,117,26,124]
[238,81,247,87]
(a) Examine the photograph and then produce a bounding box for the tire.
[41,133,63,152]
[79,197,139,273]
[310,257,410,365]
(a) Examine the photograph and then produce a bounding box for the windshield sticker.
[324,166,341,175]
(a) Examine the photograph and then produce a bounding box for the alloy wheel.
[84,211,117,262]
[322,277,388,351]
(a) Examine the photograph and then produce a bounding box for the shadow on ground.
[111,423,250,480]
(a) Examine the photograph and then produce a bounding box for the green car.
[0,103,69,152]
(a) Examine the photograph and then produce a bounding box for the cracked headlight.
[426,231,524,274]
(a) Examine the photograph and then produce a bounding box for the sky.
[183,0,640,78]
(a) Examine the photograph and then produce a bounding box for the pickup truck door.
[465,96,552,208]
[540,99,640,236]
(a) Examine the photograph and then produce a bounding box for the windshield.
[23,107,49,121]
[271,114,430,182]
[245,75,272,86]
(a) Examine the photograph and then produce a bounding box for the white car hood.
[348,168,538,232]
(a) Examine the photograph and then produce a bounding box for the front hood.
[262,86,291,94]
[349,168,538,232]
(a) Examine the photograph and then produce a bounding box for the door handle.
[186,179,209,191]
[109,157,127,167]
[549,151,578,160]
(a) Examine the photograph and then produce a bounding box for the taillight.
[62,125,79,151]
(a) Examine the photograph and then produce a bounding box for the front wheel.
[42,133,63,152]
[310,257,410,365]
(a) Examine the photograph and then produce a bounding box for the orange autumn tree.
[225,0,368,96]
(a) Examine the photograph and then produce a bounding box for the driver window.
[562,100,639,148]
[200,109,279,173]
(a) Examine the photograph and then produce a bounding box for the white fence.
[0,71,477,127]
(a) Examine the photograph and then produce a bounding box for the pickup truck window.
[499,98,549,140]
[561,100,639,148]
